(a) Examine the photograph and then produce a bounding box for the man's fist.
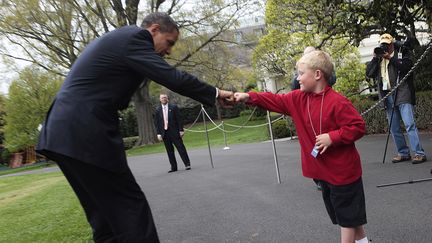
[217,89,235,108]
[157,134,162,141]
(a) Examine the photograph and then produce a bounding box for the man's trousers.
[47,151,160,243]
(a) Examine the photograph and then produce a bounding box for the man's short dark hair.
[141,12,179,33]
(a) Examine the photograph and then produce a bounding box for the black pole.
[377,177,432,188]
[382,95,396,164]
[382,70,400,164]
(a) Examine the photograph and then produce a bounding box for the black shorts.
[320,177,367,227]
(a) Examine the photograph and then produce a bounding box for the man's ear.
[148,24,161,35]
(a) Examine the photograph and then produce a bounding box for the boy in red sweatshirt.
[234,50,368,243]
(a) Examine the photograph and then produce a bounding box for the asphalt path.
[128,133,432,243]
[4,133,431,242]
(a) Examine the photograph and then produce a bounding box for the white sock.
[355,236,369,243]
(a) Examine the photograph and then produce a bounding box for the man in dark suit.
[155,93,191,172]
[36,12,234,243]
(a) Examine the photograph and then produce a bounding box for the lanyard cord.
[307,93,325,137]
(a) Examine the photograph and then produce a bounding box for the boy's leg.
[341,225,367,243]
[321,178,367,243]
[340,227,355,243]
[354,226,366,240]
[340,225,366,243]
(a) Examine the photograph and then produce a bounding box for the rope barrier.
[184,109,203,130]
[184,122,223,133]
[360,39,432,117]
[183,106,285,133]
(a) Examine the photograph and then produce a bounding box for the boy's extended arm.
[245,92,291,115]
[327,100,366,146]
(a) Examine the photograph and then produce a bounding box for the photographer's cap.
[380,33,394,44]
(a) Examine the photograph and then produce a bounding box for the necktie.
[163,106,168,130]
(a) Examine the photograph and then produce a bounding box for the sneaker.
[412,155,427,164]
[185,165,191,170]
[392,155,411,163]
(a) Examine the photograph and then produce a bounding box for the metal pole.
[382,90,398,164]
[267,110,281,184]
[222,121,230,150]
[202,105,214,168]
[377,177,432,188]
[382,59,401,164]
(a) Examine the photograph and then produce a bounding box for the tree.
[168,35,254,119]
[0,0,262,146]
[253,0,431,95]
[3,66,62,152]
[0,94,5,144]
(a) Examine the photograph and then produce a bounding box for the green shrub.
[123,136,139,150]
[239,109,253,117]
[270,119,296,139]
[1,148,11,165]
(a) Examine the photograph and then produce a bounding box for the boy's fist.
[234,92,250,103]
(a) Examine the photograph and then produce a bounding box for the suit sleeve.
[173,105,184,132]
[328,99,366,145]
[124,31,216,106]
[154,108,162,135]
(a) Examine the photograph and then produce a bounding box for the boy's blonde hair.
[297,50,333,82]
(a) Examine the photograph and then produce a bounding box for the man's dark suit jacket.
[154,104,183,138]
[37,25,216,172]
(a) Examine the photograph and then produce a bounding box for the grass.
[127,115,273,156]
[0,161,56,176]
[0,172,92,243]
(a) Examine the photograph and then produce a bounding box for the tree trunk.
[216,102,222,120]
[134,82,158,146]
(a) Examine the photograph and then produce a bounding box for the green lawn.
[0,172,92,243]
[127,115,273,156]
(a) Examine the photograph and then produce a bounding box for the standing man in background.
[366,33,426,164]
[155,93,191,172]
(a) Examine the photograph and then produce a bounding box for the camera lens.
[374,47,385,56]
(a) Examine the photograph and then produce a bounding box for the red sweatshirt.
[247,86,365,185]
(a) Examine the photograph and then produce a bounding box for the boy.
[234,50,369,243]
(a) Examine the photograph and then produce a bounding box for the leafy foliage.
[4,67,62,152]
[254,0,431,96]
[254,0,366,96]
[0,94,5,144]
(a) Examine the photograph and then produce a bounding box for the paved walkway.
[4,133,431,242]
[127,133,432,243]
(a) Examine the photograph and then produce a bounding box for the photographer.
[366,33,426,164]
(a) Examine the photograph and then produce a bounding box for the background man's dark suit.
[155,102,190,172]
[36,24,217,243]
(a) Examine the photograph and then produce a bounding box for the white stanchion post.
[221,121,230,150]
[202,105,214,168]
[267,110,281,184]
